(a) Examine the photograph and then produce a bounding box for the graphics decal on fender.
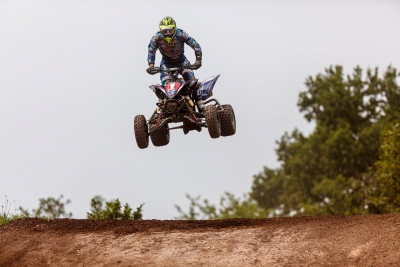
[198,75,221,100]
[164,82,184,98]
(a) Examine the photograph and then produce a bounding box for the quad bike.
[134,65,236,149]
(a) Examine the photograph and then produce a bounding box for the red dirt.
[1,214,400,266]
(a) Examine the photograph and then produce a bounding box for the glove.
[193,51,202,70]
[192,60,202,70]
[146,66,157,75]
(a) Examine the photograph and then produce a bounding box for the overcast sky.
[1,0,399,219]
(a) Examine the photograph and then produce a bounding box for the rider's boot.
[184,78,202,133]
[189,78,204,112]
[196,100,205,111]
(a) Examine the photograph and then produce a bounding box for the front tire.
[150,123,170,147]
[218,104,236,136]
[204,105,221,139]
[134,115,149,149]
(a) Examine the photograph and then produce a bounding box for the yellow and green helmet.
[159,16,177,43]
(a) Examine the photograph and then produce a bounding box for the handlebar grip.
[147,67,161,75]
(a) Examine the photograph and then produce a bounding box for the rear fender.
[198,75,220,100]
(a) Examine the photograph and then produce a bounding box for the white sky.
[1,0,399,219]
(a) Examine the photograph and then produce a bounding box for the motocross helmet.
[159,16,176,43]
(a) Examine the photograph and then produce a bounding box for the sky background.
[1,0,399,219]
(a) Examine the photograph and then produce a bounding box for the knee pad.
[161,76,171,86]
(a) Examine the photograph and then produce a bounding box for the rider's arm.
[179,29,202,59]
[147,34,160,66]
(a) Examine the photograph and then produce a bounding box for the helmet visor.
[161,28,175,36]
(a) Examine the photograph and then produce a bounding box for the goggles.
[160,25,175,36]
[161,28,175,36]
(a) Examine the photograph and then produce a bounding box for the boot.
[196,100,205,111]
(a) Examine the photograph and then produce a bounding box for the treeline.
[176,65,400,219]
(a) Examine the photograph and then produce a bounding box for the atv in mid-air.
[134,65,236,149]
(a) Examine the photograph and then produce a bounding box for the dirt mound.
[1,214,400,266]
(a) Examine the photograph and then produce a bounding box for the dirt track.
[1,214,400,266]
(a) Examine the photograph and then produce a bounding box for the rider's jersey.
[147,28,202,65]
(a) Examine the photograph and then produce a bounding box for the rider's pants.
[159,57,192,80]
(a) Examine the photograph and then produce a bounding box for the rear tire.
[218,104,236,136]
[150,123,170,147]
[204,105,221,139]
[134,115,149,149]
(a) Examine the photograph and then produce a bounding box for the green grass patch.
[0,196,23,226]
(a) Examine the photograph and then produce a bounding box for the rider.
[146,16,203,109]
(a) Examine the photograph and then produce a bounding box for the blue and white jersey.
[148,28,202,64]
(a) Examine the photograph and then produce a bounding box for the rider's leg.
[160,61,171,86]
[181,59,204,110]
[156,61,171,113]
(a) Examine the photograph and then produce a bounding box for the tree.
[175,193,268,220]
[87,196,144,220]
[250,66,400,216]
[19,195,72,219]
[175,65,400,218]
[368,124,400,213]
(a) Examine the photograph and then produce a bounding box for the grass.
[0,196,24,226]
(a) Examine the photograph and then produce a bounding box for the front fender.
[149,84,167,98]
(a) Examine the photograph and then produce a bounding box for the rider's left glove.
[193,60,202,70]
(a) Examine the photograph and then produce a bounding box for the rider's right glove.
[193,51,202,70]
[146,66,157,75]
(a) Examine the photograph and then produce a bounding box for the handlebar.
[146,65,198,75]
